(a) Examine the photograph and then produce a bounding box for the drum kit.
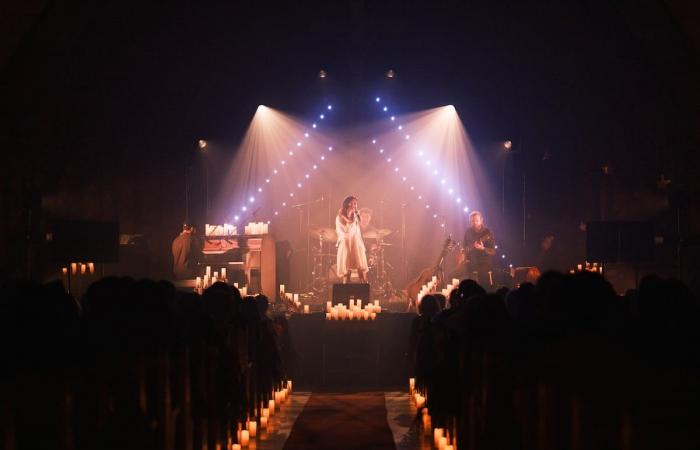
[307,225,396,299]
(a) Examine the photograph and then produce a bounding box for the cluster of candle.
[205,223,238,236]
[417,277,460,307]
[279,285,306,311]
[194,266,248,296]
[410,378,456,450]
[62,262,95,276]
[231,380,292,448]
[244,222,269,235]
[570,262,603,275]
[325,299,381,321]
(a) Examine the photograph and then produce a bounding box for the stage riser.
[287,313,415,389]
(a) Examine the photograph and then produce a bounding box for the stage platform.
[287,312,415,390]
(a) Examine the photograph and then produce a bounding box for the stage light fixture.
[386,158,392,162]
[386,69,395,78]
[398,125,403,130]
[198,139,207,149]
[281,160,286,165]
[304,132,309,138]
[425,204,430,208]
[375,97,381,102]
[504,140,513,150]
[234,215,240,221]
[379,149,384,153]
[383,106,388,112]
[410,186,415,190]
[249,196,255,203]
[372,139,377,144]
[296,142,302,147]
[242,206,247,211]
[289,151,294,156]
[313,123,317,128]
[273,169,278,174]
[305,174,310,179]
[405,134,410,140]
[391,116,395,121]
[319,70,327,78]
[456,198,461,203]
[327,105,332,110]
[265,179,270,183]
[313,165,317,169]
[297,183,302,188]
[463,207,469,212]
[320,114,325,119]
[321,156,325,160]
[275,211,279,216]
[258,188,262,192]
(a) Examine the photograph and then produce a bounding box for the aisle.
[282,392,399,450]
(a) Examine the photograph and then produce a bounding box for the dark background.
[1,0,699,284]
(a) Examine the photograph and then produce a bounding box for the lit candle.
[287,380,293,391]
[363,310,369,320]
[80,263,86,275]
[88,262,95,274]
[71,262,77,275]
[240,430,249,447]
[262,407,269,418]
[248,421,257,437]
[439,436,447,450]
[370,312,377,320]
[280,284,285,294]
[260,416,268,430]
[325,312,331,320]
[446,446,454,450]
[221,267,226,280]
[303,305,309,314]
[409,378,415,393]
[232,445,241,450]
[62,267,68,275]
[206,266,211,277]
[349,299,355,308]
[434,428,444,447]
[326,301,332,312]
[293,293,299,302]
[268,399,275,415]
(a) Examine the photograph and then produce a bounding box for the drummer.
[359,207,378,241]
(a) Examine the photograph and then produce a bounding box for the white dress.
[336,213,368,277]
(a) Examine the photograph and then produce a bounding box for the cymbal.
[363,228,393,239]
[308,226,337,242]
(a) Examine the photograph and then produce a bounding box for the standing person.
[172,223,200,279]
[335,196,368,283]
[462,211,496,287]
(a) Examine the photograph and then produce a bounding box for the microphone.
[355,211,360,222]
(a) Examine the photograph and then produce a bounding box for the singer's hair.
[469,211,483,221]
[339,195,357,217]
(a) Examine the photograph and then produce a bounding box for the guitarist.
[462,211,496,287]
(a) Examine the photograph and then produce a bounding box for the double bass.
[405,237,456,311]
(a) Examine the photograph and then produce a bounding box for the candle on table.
[363,311,369,320]
[88,262,95,274]
[221,268,226,280]
[70,262,77,275]
[80,263,86,275]
[287,380,293,391]
[326,312,331,320]
[303,305,309,314]
[409,378,415,392]
[240,430,249,446]
[206,266,211,277]
[370,312,377,320]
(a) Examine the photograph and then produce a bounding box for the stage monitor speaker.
[332,283,370,304]
[49,219,119,263]
[586,221,654,264]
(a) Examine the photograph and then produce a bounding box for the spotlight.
[242,206,247,211]
[289,151,294,156]
[433,214,438,218]
[282,202,286,206]
[249,196,255,203]
[258,187,262,192]
[387,158,392,162]
[274,211,279,215]
[327,105,332,110]
[433,169,438,175]
[463,207,469,212]
[320,114,325,119]
[372,139,377,144]
[297,142,302,147]
[504,140,513,150]
[426,160,431,166]
[394,167,399,172]
[313,123,317,128]
[441,179,446,185]
[305,174,309,179]
[375,97,381,102]
[289,193,294,197]
[319,69,327,79]
[379,149,384,153]
[418,195,422,199]
[402,176,407,181]
[198,139,208,149]
[386,69,395,78]
[321,155,325,160]
[313,165,317,169]
[426,204,430,209]
[448,188,453,194]
[502,254,506,259]
[383,106,388,112]
[456,198,461,203]
[273,169,278,174]
[234,215,239,221]
[410,186,415,190]
[256,105,266,113]
[391,116,395,121]
[418,151,424,156]
[297,183,302,188]
[405,134,410,140]
[265,179,270,183]
[328,146,333,151]
[281,160,286,165]
[304,132,309,138]
[398,125,403,130]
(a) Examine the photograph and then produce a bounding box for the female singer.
[335,195,368,283]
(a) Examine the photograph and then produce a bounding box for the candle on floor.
[439,436,447,450]
[221,267,226,280]
[260,416,268,429]
[62,267,68,275]
[293,293,299,302]
[71,262,77,275]
[232,445,241,450]
[280,284,285,294]
[370,312,377,320]
[206,266,211,277]
[269,399,275,415]
[287,380,293,392]
[88,262,95,274]
[262,407,269,418]
[248,421,257,437]
[80,263,87,275]
[434,428,444,447]
[326,312,331,320]
[326,301,332,312]
[240,430,249,447]
[409,378,415,393]
[445,446,453,450]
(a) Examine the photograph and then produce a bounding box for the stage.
[286,312,415,390]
